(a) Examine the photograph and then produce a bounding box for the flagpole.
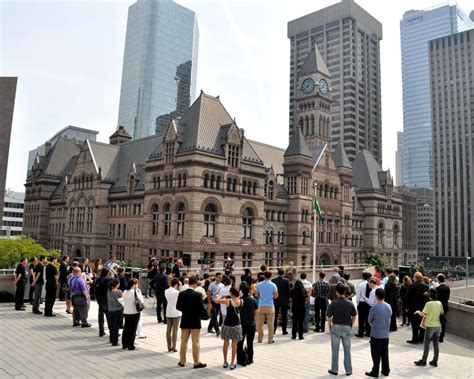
[312,182,318,283]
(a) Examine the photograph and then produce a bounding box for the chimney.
[44,141,52,155]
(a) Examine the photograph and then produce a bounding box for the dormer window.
[165,142,174,164]
[227,145,240,168]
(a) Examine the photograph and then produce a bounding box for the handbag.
[135,289,144,312]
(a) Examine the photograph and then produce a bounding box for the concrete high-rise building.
[288,0,383,164]
[1,190,24,238]
[411,187,433,262]
[400,4,474,188]
[430,29,474,263]
[395,131,404,186]
[117,0,199,139]
[0,77,17,220]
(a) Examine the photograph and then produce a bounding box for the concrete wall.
[445,301,474,341]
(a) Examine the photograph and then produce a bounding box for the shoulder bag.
[71,277,87,306]
[135,289,144,312]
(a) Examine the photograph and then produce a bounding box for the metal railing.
[450,295,474,306]
[0,269,15,276]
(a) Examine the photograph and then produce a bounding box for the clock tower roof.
[284,126,312,158]
[299,45,330,77]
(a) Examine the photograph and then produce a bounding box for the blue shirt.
[208,281,223,301]
[368,302,392,339]
[256,280,277,307]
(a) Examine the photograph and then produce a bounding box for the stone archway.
[75,248,82,260]
[320,253,331,266]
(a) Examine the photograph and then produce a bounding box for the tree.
[0,236,59,269]
[364,252,390,270]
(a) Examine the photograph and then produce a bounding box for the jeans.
[303,298,310,332]
[256,306,275,343]
[32,284,43,312]
[237,324,256,362]
[109,309,123,344]
[15,281,25,310]
[166,316,181,350]
[421,327,441,363]
[98,301,111,335]
[314,297,328,331]
[370,337,390,375]
[330,324,353,375]
[122,313,140,350]
[273,303,288,333]
[292,306,305,339]
[180,329,201,365]
[208,301,220,333]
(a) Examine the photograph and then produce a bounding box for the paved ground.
[0,298,473,379]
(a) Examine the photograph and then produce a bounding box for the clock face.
[301,78,315,94]
[319,79,329,95]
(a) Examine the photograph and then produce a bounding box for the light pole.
[466,255,471,288]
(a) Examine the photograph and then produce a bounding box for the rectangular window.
[165,142,174,164]
[227,145,240,168]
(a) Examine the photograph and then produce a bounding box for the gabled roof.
[299,45,330,77]
[308,144,327,169]
[333,142,351,168]
[248,140,285,175]
[87,141,120,180]
[43,138,81,177]
[284,127,312,158]
[352,150,386,190]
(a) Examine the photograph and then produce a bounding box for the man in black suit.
[176,276,207,369]
[272,268,290,335]
[58,256,69,301]
[406,272,429,344]
[436,274,450,342]
[154,265,169,324]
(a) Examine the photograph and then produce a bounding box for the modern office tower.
[26,125,98,178]
[395,131,404,186]
[411,187,433,262]
[117,0,199,139]
[400,4,474,188]
[430,29,473,263]
[2,190,24,238]
[0,77,17,220]
[288,0,383,164]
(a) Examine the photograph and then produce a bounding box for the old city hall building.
[23,47,403,269]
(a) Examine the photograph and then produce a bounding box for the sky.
[1,0,472,191]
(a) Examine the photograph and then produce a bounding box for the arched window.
[210,175,215,189]
[204,203,217,237]
[227,177,232,191]
[252,182,257,195]
[302,231,308,245]
[242,208,253,239]
[345,234,349,247]
[311,114,315,135]
[268,181,274,200]
[204,174,209,188]
[177,203,185,236]
[216,176,221,190]
[324,184,329,198]
[232,178,237,192]
[393,224,400,246]
[242,180,247,194]
[164,203,171,236]
[151,204,159,236]
[271,210,275,221]
[378,222,384,245]
[277,211,281,222]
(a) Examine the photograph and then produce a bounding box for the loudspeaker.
[182,254,191,267]
[398,265,411,283]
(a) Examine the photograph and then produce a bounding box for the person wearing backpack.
[94,268,113,337]
[215,287,243,370]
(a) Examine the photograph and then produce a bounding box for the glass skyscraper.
[118,0,199,139]
[400,4,473,187]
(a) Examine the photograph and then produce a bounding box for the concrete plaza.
[0,298,472,379]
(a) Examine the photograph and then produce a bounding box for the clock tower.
[293,45,332,148]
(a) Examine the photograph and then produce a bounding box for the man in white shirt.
[355,272,371,337]
[300,273,313,333]
[367,278,380,307]
[218,275,232,319]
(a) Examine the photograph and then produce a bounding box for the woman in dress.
[414,288,444,367]
[164,278,181,352]
[399,275,412,326]
[290,279,307,340]
[107,278,123,346]
[122,278,144,351]
[384,274,399,331]
[215,287,243,370]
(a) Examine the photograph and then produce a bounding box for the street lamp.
[466,255,471,289]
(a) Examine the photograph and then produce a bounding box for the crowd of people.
[12,257,451,376]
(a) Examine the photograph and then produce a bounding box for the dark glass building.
[117,0,199,139]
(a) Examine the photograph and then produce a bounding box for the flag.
[313,193,324,224]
